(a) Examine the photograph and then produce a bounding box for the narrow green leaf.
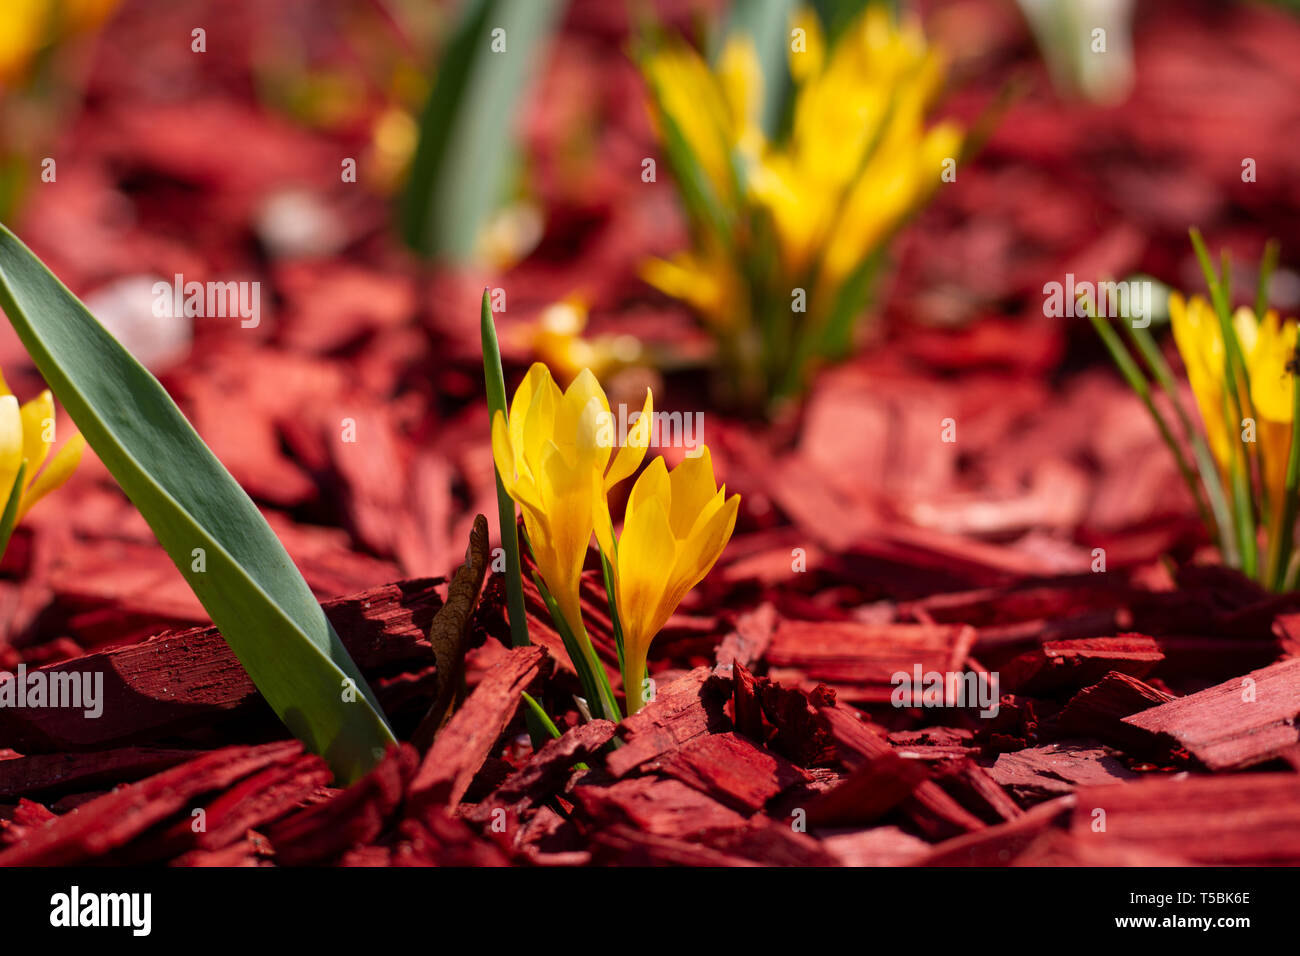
[483,290,549,749]
[0,462,27,561]
[401,0,561,260]
[598,546,625,676]
[520,691,562,740]
[482,290,530,650]
[0,223,394,784]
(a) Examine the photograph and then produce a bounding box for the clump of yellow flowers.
[0,369,85,558]
[638,4,962,411]
[1091,233,1300,591]
[0,0,118,84]
[491,362,738,718]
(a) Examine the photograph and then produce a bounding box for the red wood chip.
[0,741,303,866]
[645,731,811,813]
[1122,657,1300,770]
[766,619,974,703]
[1070,774,1300,864]
[408,644,548,808]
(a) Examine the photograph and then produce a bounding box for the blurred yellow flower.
[0,371,84,528]
[609,448,738,712]
[1170,292,1299,512]
[639,5,962,405]
[0,0,118,84]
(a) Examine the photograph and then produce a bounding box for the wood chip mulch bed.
[3,538,1299,866]
[3,0,1300,866]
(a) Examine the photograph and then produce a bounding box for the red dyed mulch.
[2,0,1300,866]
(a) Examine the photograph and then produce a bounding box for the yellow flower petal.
[615,492,677,661]
[666,445,720,538]
[0,395,22,499]
[787,6,825,82]
[19,389,54,482]
[19,433,84,520]
[604,388,653,491]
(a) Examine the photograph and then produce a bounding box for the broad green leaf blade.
[0,223,394,784]
[401,0,561,261]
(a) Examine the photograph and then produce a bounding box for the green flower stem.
[532,571,621,722]
[623,653,647,715]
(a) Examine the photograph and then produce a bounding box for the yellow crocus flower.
[1169,292,1233,470]
[491,364,651,708]
[640,5,961,405]
[1169,292,1300,513]
[610,448,739,713]
[0,371,85,526]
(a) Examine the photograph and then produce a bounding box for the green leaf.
[482,290,530,650]
[482,290,550,750]
[401,0,561,261]
[0,223,394,784]
[520,691,562,740]
[0,462,27,561]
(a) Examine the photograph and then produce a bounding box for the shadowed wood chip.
[990,740,1138,801]
[0,580,444,754]
[1056,670,1176,754]
[919,796,1076,866]
[268,744,417,866]
[0,746,200,798]
[999,634,1164,694]
[464,719,617,826]
[819,704,985,840]
[0,741,304,866]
